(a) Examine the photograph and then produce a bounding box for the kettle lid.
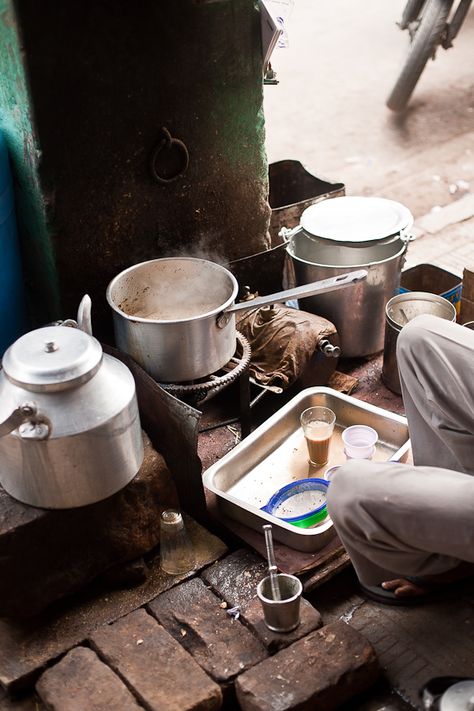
[2,325,103,391]
[300,196,413,243]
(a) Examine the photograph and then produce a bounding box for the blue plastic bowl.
[261,478,330,528]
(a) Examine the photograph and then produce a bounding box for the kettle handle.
[0,403,51,441]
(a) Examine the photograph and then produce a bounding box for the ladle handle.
[224,270,368,315]
[263,524,281,602]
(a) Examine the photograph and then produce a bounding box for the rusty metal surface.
[103,345,206,522]
[268,160,345,246]
[16,0,270,336]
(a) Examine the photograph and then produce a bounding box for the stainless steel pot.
[381,292,456,394]
[0,324,143,508]
[284,196,413,358]
[286,229,409,357]
[106,257,367,383]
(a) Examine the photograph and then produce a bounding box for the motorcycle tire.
[386,0,454,112]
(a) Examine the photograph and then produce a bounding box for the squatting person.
[327,314,474,604]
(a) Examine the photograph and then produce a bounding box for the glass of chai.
[300,406,336,467]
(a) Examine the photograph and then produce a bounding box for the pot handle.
[221,270,368,317]
[0,403,51,441]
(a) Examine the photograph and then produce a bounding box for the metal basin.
[203,386,410,552]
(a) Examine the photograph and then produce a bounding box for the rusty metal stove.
[158,332,254,437]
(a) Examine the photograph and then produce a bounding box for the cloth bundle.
[236,303,337,389]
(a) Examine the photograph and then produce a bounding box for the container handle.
[0,402,51,441]
[278,225,302,243]
[400,227,417,243]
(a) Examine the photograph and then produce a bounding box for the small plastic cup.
[342,425,378,460]
[324,464,342,482]
[300,406,336,467]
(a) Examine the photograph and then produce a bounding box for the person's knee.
[327,460,374,529]
[396,314,442,373]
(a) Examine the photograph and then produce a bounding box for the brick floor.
[36,647,143,711]
[89,609,222,711]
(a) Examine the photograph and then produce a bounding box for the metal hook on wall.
[149,127,189,184]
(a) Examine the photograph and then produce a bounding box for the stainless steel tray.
[203,387,410,552]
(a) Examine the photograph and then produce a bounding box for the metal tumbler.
[257,573,303,633]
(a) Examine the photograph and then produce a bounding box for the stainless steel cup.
[257,573,303,632]
[382,292,456,394]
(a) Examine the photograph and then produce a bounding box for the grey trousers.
[326,314,474,585]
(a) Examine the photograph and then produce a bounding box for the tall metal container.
[286,197,413,357]
[0,131,26,354]
[381,292,457,394]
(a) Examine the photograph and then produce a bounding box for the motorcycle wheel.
[386,0,454,112]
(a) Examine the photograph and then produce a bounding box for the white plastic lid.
[300,196,413,243]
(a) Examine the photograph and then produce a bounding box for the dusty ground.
[263,0,474,275]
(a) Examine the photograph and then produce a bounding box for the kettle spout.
[77,294,93,336]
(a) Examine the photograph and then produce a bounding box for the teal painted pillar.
[0,0,60,325]
[0,129,27,351]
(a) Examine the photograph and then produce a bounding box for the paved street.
[264,0,474,275]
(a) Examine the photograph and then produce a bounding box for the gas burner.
[158,332,251,404]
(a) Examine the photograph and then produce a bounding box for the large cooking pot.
[0,324,143,508]
[106,257,367,383]
[286,196,413,357]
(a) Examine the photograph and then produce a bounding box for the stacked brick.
[26,549,379,711]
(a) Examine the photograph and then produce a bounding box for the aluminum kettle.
[0,312,143,509]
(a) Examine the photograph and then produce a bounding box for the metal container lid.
[300,196,413,243]
[386,291,457,329]
[2,325,103,391]
[439,680,474,711]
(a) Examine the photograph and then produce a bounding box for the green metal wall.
[0,0,60,323]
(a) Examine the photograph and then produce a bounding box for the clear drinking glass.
[159,509,195,575]
[300,406,336,467]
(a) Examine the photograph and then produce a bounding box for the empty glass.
[159,509,195,575]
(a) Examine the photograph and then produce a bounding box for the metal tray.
[203,387,410,552]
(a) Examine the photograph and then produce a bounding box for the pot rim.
[385,290,457,329]
[286,237,407,269]
[106,257,239,325]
